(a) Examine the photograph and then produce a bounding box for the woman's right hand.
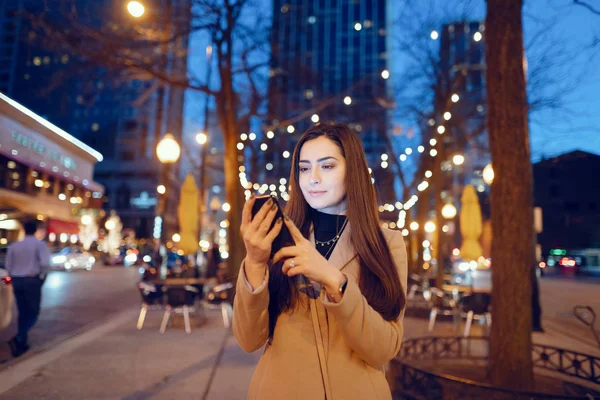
[240,195,283,271]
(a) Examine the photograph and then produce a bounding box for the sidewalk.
[0,307,260,400]
[0,303,597,399]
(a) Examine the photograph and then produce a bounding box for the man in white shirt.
[6,220,49,357]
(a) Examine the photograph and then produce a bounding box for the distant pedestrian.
[234,123,408,399]
[5,220,50,357]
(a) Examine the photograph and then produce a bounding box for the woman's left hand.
[272,218,346,292]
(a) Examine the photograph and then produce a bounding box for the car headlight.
[52,255,67,264]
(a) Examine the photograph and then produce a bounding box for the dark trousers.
[12,277,43,345]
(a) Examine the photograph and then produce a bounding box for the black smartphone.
[251,194,295,258]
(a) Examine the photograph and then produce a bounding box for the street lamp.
[156,133,180,273]
[424,221,436,233]
[156,133,181,163]
[483,163,494,185]
[196,132,208,145]
[452,154,465,166]
[126,1,145,18]
[441,203,457,219]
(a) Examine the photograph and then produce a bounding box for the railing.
[391,336,600,400]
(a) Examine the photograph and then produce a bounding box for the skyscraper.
[267,0,396,204]
[0,0,190,238]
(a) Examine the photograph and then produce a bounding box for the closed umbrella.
[459,184,483,261]
[177,174,199,255]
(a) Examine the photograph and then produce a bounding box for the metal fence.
[390,336,600,400]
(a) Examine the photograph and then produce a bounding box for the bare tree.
[25,0,272,275]
[486,0,534,390]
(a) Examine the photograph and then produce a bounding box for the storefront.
[0,92,104,245]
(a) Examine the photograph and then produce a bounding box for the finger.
[281,258,299,276]
[263,218,283,244]
[272,246,297,264]
[241,194,256,226]
[283,217,306,243]
[286,264,305,278]
[250,198,275,230]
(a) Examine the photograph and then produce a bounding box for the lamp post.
[197,44,214,243]
[209,196,222,242]
[156,133,180,274]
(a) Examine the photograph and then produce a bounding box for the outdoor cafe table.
[147,278,206,287]
[442,284,492,295]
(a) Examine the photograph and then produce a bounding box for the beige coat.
[232,224,408,400]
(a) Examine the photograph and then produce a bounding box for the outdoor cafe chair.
[136,282,164,330]
[427,287,460,332]
[159,285,200,334]
[202,282,234,328]
[459,292,492,337]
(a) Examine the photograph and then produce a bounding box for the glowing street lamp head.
[483,163,495,185]
[156,133,180,164]
[196,132,208,145]
[441,203,457,219]
[127,1,145,18]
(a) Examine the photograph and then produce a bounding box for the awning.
[47,218,79,235]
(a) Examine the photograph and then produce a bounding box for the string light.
[232,75,469,224]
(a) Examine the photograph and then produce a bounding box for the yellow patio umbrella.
[459,184,483,261]
[177,174,199,255]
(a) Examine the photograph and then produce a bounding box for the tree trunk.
[217,69,245,279]
[485,0,534,390]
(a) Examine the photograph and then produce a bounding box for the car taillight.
[1,276,11,285]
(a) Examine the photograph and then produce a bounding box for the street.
[0,263,140,365]
[1,264,599,368]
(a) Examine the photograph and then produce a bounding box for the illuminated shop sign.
[11,131,78,170]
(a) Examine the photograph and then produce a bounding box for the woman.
[233,122,407,399]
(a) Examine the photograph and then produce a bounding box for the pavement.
[0,283,598,399]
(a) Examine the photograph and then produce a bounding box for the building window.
[33,56,41,66]
[564,202,579,212]
[116,184,131,209]
[120,151,135,161]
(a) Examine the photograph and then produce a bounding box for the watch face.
[340,279,348,294]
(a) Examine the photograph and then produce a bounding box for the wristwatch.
[339,278,348,295]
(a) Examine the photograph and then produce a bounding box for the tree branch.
[574,0,600,15]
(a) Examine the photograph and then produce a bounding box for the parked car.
[0,268,13,329]
[50,247,96,271]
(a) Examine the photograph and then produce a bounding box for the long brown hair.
[267,122,405,340]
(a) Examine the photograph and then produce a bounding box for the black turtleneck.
[312,210,348,260]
